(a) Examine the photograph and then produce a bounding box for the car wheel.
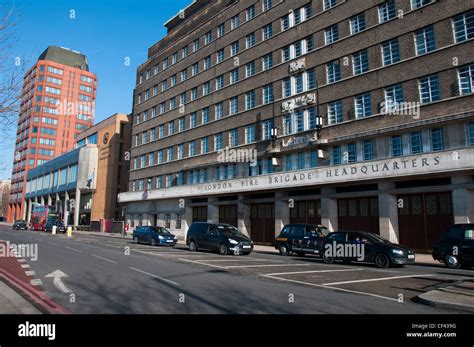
[279,244,289,256]
[188,240,197,252]
[133,236,139,244]
[444,254,461,269]
[150,238,156,246]
[218,243,228,255]
[375,253,390,268]
[322,252,334,264]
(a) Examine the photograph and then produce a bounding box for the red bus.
[31,206,59,231]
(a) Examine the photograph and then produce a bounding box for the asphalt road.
[0,224,472,314]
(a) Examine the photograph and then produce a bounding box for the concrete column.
[74,189,81,226]
[321,188,338,231]
[47,195,52,206]
[183,203,193,241]
[207,197,219,224]
[22,201,27,220]
[40,196,45,205]
[27,199,32,223]
[237,195,251,237]
[452,175,474,224]
[378,182,399,243]
[275,191,290,236]
[63,191,69,225]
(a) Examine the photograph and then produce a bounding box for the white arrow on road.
[45,270,72,294]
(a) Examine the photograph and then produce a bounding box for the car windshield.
[366,233,391,244]
[150,227,170,234]
[218,225,245,237]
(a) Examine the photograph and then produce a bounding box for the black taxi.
[274,224,329,256]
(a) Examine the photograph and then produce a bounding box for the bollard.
[67,226,73,238]
[52,225,57,235]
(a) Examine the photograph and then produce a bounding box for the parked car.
[187,222,253,255]
[133,226,177,246]
[432,224,474,269]
[12,220,28,230]
[321,231,415,268]
[45,218,66,233]
[275,224,329,256]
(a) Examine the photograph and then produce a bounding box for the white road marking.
[322,274,435,286]
[225,263,312,269]
[25,270,36,276]
[262,274,399,302]
[91,254,118,264]
[128,267,179,286]
[178,258,227,269]
[263,268,363,276]
[21,264,30,269]
[65,246,83,253]
[193,258,272,262]
[17,259,26,263]
[30,279,43,286]
[47,242,59,246]
[45,270,71,294]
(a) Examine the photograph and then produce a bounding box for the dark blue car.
[133,226,177,246]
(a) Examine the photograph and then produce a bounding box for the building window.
[245,91,256,110]
[458,64,474,95]
[193,39,200,52]
[332,146,342,165]
[229,129,239,147]
[216,49,225,63]
[410,131,423,154]
[352,50,369,75]
[378,1,396,23]
[182,46,189,59]
[202,108,210,124]
[205,31,212,45]
[415,26,436,55]
[326,60,341,84]
[262,119,274,140]
[467,122,474,146]
[203,81,211,96]
[354,93,372,118]
[431,127,444,151]
[452,10,474,43]
[215,102,224,120]
[246,33,256,49]
[158,125,165,138]
[347,143,357,163]
[231,41,240,56]
[263,0,273,12]
[190,113,197,128]
[391,135,403,157]
[165,214,171,228]
[325,25,339,44]
[156,176,163,189]
[178,144,185,159]
[281,36,314,62]
[381,38,400,65]
[178,117,185,132]
[191,87,198,100]
[263,24,273,40]
[168,121,175,135]
[192,63,199,76]
[263,84,274,104]
[167,147,174,161]
[411,0,432,10]
[216,75,225,90]
[262,54,273,70]
[189,141,196,157]
[149,153,155,166]
[204,56,212,69]
[246,5,255,21]
[181,69,188,82]
[230,96,239,115]
[215,133,223,151]
[245,125,256,144]
[363,140,374,161]
[175,214,182,229]
[350,13,366,34]
[328,100,343,124]
[231,15,240,30]
[157,151,164,164]
[384,84,404,113]
[230,68,239,84]
[246,61,256,78]
[419,75,441,103]
[283,108,317,135]
[324,0,336,11]
[217,23,225,37]
[201,137,209,154]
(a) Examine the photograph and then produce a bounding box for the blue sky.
[0,0,191,179]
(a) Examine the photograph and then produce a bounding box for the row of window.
[26,165,78,194]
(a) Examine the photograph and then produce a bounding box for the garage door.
[398,193,453,253]
[250,203,275,245]
[192,206,208,222]
[338,197,379,234]
[290,200,321,225]
[219,205,238,227]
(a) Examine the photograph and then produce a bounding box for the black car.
[133,226,177,246]
[186,222,253,255]
[275,224,329,256]
[321,231,415,268]
[45,218,66,233]
[432,224,474,269]
[12,220,28,230]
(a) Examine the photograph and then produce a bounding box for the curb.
[416,280,474,313]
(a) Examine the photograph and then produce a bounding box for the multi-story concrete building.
[7,46,98,222]
[24,113,131,228]
[119,0,474,252]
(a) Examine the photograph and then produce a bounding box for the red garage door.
[290,200,321,225]
[219,205,238,227]
[250,203,275,245]
[338,197,380,234]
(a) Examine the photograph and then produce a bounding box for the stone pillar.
[27,199,32,223]
[183,203,193,241]
[47,195,52,206]
[40,196,45,205]
[237,195,251,237]
[64,191,69,225]
[275,191,290,236]
[74,189,81,227]
[378,182,399,243]
[452,175,474,224]
[321,188,338,231]
[207,197,219,224]
[22,201,27,220]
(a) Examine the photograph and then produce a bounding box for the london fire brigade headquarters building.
[119,0,474,253]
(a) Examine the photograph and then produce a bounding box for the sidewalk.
[417,280,474,312]
[71,229,439,265]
